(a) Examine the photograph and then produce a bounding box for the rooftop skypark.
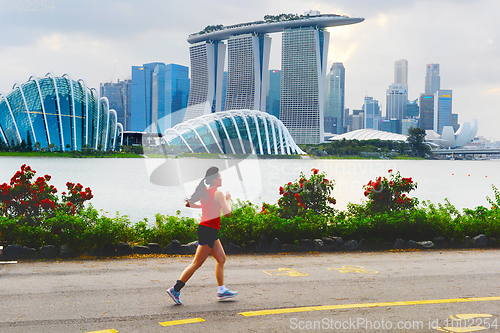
[187,12,364,44]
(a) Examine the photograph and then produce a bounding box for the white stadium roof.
[328,129,408,142]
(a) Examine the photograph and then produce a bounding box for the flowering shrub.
[0,164,93,225]
[362,169,418,213]
[262,168,336,219]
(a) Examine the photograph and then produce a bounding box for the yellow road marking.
[329,265,379,274]
[263,268,309,277]
[85,330,118,333]
[433,314,494,332]
[238,296,500,317]
[436,327,486,332]
[451,314,492,320]
[159,317,205,326]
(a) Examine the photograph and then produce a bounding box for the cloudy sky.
[1,0,499,140]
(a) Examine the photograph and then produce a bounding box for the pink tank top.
[199,187,221,230]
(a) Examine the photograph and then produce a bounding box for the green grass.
[0,151,143,158]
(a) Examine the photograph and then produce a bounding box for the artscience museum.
[0,73,123,151]
[425,120,478,149]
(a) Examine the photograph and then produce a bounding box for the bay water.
[1,156,499,224]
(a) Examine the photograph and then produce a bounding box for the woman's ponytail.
[186,166,219,205]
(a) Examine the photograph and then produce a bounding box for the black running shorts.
[197,225,219,248]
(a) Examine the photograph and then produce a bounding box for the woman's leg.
[178,244,212,283]
[210,240,226,286]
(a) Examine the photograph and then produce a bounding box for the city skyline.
[0,0,498,140]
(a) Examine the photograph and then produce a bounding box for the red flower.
[41,199,55,210]
[279,186,284,195]
[364,190,369,197]
[388,169,393,173]
[311,168,319,175]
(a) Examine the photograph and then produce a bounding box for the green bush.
[2,167,500,255]
[144,212,198,247]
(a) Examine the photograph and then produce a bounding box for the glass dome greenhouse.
[0,72,123,151]
[161,109,304,155]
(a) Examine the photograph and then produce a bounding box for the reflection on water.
[1,157,499,224]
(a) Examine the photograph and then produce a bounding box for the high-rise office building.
[434,89,452,135]
[425,64,440,95]
[401,119,418,135]
[100,79,131,131]
[130,62,190,133]
[184,41,226,121]
[418,94,434,130]
[386,83,408,121]
[280,27,329,144]
[152,64,190,132]
[131,62,162,132]
[351,109,364,131]
[450,113,459,132]
[325,62,345,134]
[266,69,281,119]
[406,99,419,118]
[394,59,408,90]
[363,96,381,130]
[225,34,271,111]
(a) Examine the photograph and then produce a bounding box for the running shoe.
[217,289,238,300]
[167,287,182,305]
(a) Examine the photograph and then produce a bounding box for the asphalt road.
[1,249,499,332]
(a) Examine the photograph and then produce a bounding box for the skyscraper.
[100,79,131,131]
[434,89,452,135]
[280,27,329,144]
[225,34,271,111]
[386,83,408,121]
[363,96,381,130]
[394,59,408,89]
[418,94,434,130]
[266,69,281,119]
[184,41,225,121]
[406,99,419,118]
[152,64,190,131]
[185,13,363,146]
[130,62,162,132]
[325,62,345,134]
[425,64,440,95]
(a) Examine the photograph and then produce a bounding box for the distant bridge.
[431,148,500,155]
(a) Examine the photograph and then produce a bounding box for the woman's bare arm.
[186,201,202,209]
[215,190,232,216]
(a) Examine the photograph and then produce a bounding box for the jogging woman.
[167,166,238,305]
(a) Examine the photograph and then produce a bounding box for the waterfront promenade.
[1,249,499,332]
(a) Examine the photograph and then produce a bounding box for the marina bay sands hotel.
[183,11,364,144]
